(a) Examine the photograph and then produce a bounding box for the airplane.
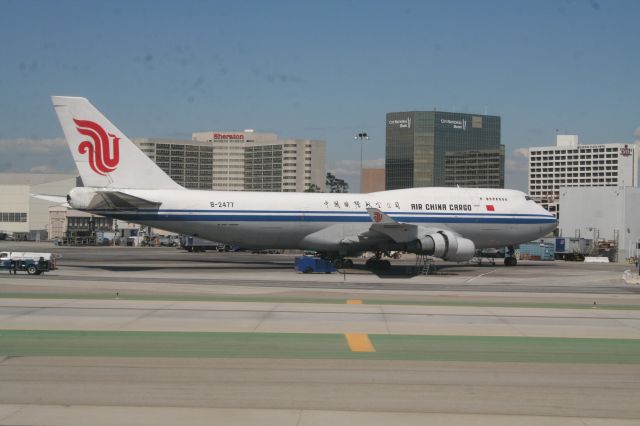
[51,96,557,268]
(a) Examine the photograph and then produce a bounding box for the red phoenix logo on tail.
[74,119,120,175]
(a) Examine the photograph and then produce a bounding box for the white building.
[559,186,640,261]
[192,130,326,192]
[135,138,214,190]
[528,135,637,218]
[135,130,326,192]
[0,173,77,239]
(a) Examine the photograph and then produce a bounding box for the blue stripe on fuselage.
[87,208,553,218]
[93,211,556,224]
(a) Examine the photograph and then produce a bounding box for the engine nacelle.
[67,187,98,210]
[412,231,476,262]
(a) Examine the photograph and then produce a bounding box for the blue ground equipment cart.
[295,256,337,274]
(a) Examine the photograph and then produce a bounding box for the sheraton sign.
[213,133,245,140]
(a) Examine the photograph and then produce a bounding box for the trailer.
[0,252,57,275]
[543,237,592,261]
[519,242,555,261]
[179,236,227,252]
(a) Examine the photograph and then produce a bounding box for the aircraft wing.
[364,208,454,242]
[87,191,161,210]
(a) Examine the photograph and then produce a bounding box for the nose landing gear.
[504,245,518,266]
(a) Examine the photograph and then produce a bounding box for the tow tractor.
[0,251,57,275]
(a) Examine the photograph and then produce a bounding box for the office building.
[361,168,385,193]
[528,135,637,217]
[444,148,505,188]
[136,138,215,190]
[386,111,503,190]
[136,130,326,192]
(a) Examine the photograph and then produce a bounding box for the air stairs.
[415,254,434,275]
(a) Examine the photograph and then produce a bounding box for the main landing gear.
[334,258,353,268]
[318,253,354,269]
[504,245,518,266]
[365,251,391,270]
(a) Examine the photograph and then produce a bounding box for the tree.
[304,183,322,193]
[325,172,349,193]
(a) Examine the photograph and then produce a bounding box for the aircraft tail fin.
[51,96,182,190]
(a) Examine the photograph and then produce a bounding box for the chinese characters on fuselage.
[323,200,402,209]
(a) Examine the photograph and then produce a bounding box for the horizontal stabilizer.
[88,191,161,210]
[30,194,68,205]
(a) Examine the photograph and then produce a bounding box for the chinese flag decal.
[486,205,495,211]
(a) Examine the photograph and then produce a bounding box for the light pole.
[354,132,369,192]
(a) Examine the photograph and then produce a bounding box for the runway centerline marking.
[345,333,376,352]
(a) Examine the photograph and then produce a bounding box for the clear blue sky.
[1,0,639,190]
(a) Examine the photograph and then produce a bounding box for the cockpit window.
[525,195,532,201]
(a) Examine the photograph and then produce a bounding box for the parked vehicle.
[295,256,337,274]
[0,252,57,275]
[179,236,226,252]
[543,237,591,260]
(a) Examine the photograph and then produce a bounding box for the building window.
[0,212,27,222]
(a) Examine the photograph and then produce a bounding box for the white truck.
[0,252,57,275]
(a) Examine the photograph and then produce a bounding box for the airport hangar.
[0,173,77,240]
[559,186,640,261]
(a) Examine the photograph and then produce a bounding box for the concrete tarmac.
[1,358,639,424]
[1,298,640,338]
[0,243,639,425]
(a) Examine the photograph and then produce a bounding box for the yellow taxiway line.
[344,333,376,352]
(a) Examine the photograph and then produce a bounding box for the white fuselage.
[76,186,557,253]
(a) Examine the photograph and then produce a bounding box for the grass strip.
[1,330,639,364]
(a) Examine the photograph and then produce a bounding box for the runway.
[0,243,639,425]
[2,298,640,338]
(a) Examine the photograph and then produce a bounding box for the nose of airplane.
[542,215,558,234]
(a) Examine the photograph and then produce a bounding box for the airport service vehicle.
[0,252,57,275]
[49,96,557,267]
[179,235,229,252]
[295,256,337,274]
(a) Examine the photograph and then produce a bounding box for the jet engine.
[410,231,476,262]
